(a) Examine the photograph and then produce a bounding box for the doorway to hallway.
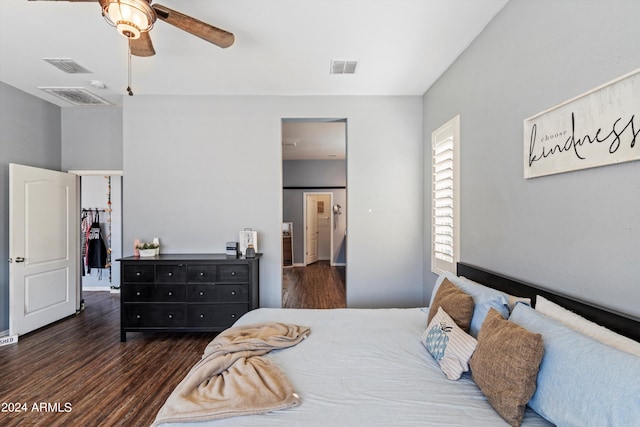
[281,118,347,308]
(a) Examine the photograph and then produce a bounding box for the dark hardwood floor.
[0,292,213,427]
[282,261,346,309]
[0,264,344,426]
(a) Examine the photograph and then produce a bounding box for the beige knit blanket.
[151,322,311,426]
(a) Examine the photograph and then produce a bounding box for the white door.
[305,196,319,265]
[9,164,78,336]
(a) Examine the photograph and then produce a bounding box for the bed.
[153,263,640,427]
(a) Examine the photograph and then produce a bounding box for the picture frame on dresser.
[239,229,258,256]
[118,254,260,342]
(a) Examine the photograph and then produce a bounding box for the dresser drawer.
[123,303,187,327]
[187,284,248,302]
[187,265,217,283]
[119,254,260,341]
[123,264,155,283]
[218,265,249,282]
[187,303,249,328]
[123,284,185,302]
[156,264,186,283]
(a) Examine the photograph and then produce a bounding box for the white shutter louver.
[431,116,460,274]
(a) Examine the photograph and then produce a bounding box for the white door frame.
[69,170,123,296]
[302,192,334,266]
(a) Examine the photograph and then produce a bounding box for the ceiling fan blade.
[129,32,156,57]
[152,4,234,48]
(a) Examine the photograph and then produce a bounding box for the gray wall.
[123,95,423,309]
[423,0,640,318]
[0,82,62,332]
[62,107,123,171]
[283,159,346,187]
[283,159,347,265]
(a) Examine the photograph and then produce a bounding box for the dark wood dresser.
[118,254,260,341]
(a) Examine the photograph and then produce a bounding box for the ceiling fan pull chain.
[126,41,134,96]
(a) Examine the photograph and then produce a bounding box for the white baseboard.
[83,286,112,292]
[288,262,345,268]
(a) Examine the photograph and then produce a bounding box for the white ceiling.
[0,0,508,108]
[282,120,346,160]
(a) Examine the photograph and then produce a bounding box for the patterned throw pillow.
[422,307,478,380]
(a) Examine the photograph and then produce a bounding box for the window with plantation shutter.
[431,115,460,274]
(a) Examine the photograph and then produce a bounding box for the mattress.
[158,307,551,426]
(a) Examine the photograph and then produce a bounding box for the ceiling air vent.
[330,60,358,74]
[38,87,113,106]
[43,58,92,74]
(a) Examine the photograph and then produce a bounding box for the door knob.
[15,257,25,263]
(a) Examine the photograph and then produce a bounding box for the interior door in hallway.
[9,164,78,336]
[305,196,318,265]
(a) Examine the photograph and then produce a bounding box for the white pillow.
[505,294,531,311]
[421,307,478,380]
[535,295,640,357]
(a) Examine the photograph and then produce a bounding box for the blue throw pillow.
[509,304,640,427]
[452,277,510,337]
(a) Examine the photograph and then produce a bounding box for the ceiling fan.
[31,0,235,57]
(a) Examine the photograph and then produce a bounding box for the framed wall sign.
[524,68,640,178]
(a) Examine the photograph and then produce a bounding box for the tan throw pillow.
[428,278,474,332]
[469,308,544,427]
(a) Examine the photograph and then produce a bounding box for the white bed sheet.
[158,308,552,427]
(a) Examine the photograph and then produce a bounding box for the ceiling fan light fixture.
[101,0,156,39]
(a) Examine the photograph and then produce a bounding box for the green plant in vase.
[136,242,159,257]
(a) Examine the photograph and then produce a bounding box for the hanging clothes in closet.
[85,209,108,274]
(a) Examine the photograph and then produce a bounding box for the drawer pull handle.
[199,291,204,296]
[231,271,236,276]
[231,314,236,318]
[136,291,141,296]
[231,291,236,295]
[200,314,205,318]
[168,291,173,296]
[136,272,141,276]
[136,314,141,319]
[168,314,173,319]
[168,272,173,276]
[200,272,205,276]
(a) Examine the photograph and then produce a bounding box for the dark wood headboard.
[457,262,640,343]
